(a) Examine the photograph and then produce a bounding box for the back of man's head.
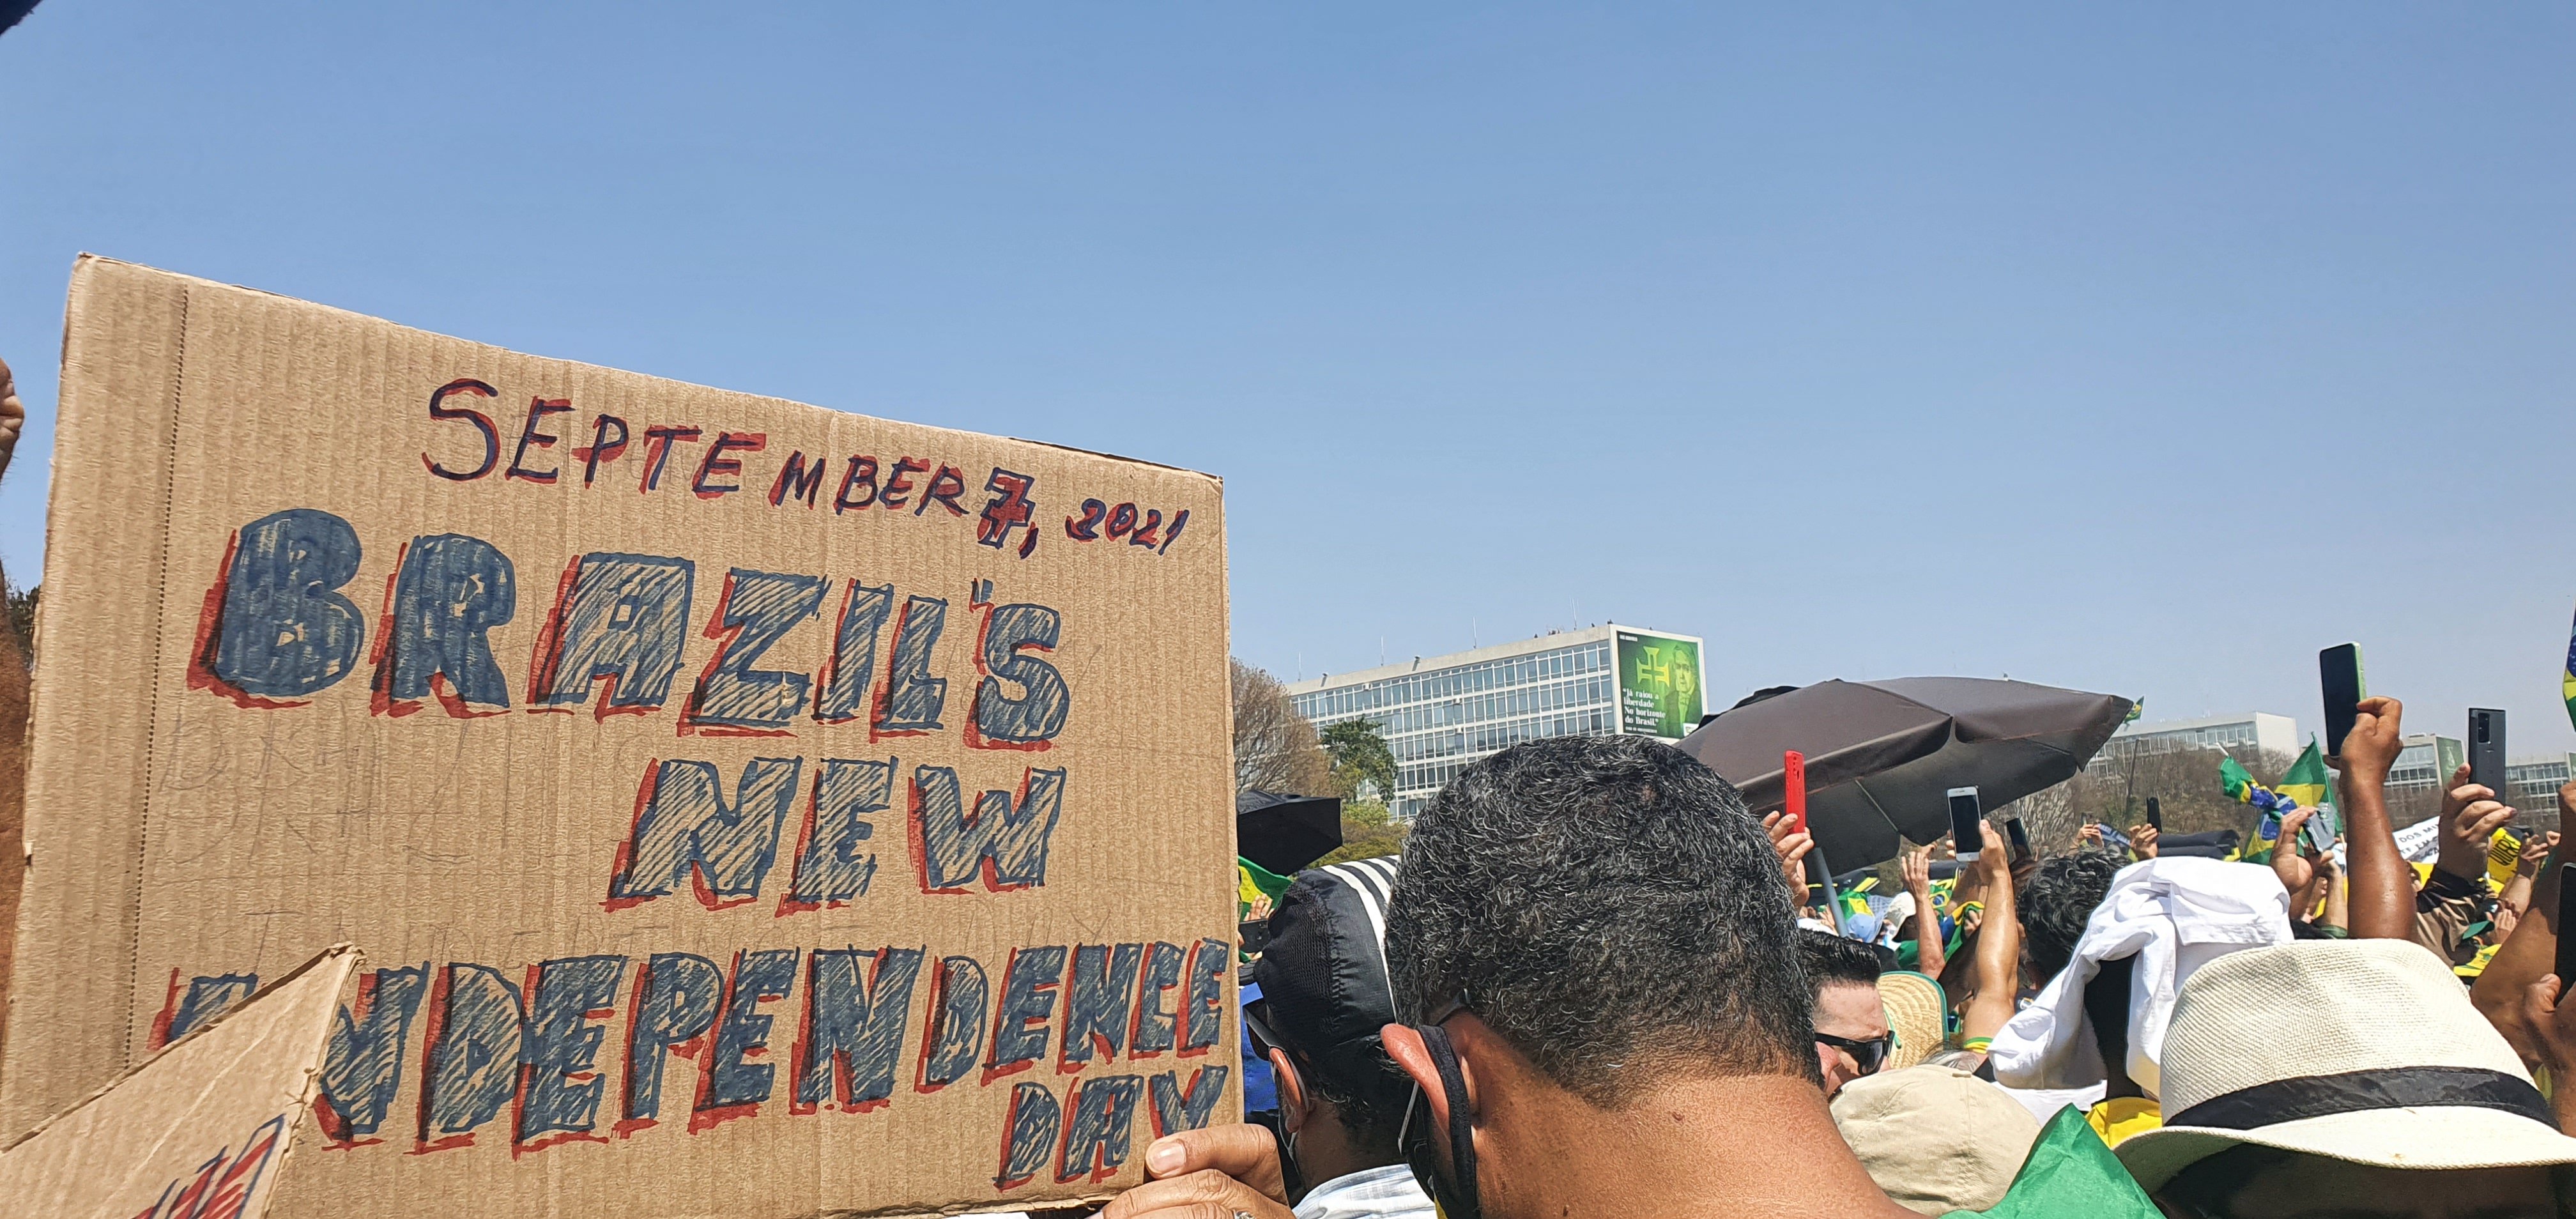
[1252,858,1409,1158]
[2021,850,2121,984]
[1798,928,1884,999]
[1384,735,1814,1105]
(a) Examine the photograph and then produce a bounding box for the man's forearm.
[2476,837,2570,1066]
[1961,885,2018,1041]
[1912,901,1945,981]
[2343,771,2415,941]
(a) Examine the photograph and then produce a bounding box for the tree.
[1232,658,1332,795]
[1315,797,1408,866]
[1999,743,2290,852]
[3,579,29,670]
[1320,718,1397,804]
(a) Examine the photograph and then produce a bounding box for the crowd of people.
[1136,694,2576,1218]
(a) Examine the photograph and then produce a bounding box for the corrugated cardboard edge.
[88,254,1227,486]
[4,254,189,1133]
[1,942,358,1154]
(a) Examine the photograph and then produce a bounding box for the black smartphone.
[2005,816,2030,856]
[2557,864,2576,994]
[2145,796,2163,831]
[1949,786,1983,861]
[2470,708,2507,801]
[2320,643,2366,757]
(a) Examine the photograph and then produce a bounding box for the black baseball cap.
[1249,856,1404,1096]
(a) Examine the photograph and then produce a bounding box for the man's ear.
[1381,1022,1448,1131]
[1267,1047,1310,1134]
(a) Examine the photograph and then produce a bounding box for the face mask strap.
[1418,1023,1482,1219]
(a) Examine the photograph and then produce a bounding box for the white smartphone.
[1948,786,1983,861]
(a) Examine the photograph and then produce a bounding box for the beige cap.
[1831,1064,2042,1215]
[2117,939,2576,1190]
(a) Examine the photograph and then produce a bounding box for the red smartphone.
[1783,750,1807,837]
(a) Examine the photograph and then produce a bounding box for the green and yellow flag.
[2278,740,2331,810]
[2564,600,2576,731]
[2220,755,2261,804]
[1238,856,1292,923]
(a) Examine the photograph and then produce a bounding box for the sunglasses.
[1815,1031,1894,1076]
[1242,999,1282,1062]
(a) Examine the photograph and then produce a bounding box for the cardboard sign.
[0,944,358,1219]
[4,257,1238,1217]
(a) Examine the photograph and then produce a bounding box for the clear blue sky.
[5,4,2573,756]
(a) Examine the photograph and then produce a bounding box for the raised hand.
[2274,808,2319,896]
[2128,822,2160,861]
[2524,831,2562,875]
[1901,843,1935,896]
[2332,696,2404,781]
[1760,809,1816,901]
[2436,762,2517,883]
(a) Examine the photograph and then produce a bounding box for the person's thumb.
[1142,1123,1287,1199]
[2526,974,2565,1027]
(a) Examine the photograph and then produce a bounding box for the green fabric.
[1943,1106,2160,1217]
[2219,754,2258,802]
[2278,740,2332,809]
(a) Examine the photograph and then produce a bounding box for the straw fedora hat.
[2116,939,2576,1191]
[1876,970,1947,1072]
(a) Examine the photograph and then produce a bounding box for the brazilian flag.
[2564,601,2576,731]
[1238,856,1292,923]
[2278,740,2331,811]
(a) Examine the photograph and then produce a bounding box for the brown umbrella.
[1677,677,2133,869]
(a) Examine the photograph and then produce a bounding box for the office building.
[1286,624,1706,820]
[2506,754,2575,831]
[2387,733,2467,804]
[2089,713,2302,772]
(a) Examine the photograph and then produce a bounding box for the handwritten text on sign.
[137,375,1229,1193]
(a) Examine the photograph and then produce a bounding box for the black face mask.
[1397,1016,1482,1219]
[1241,1002,1311,1202]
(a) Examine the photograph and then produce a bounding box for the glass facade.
[2386,735,2467,801]
[2507,756,2575,813]
[1291,638,1618,820]
[2096,721,2265,758]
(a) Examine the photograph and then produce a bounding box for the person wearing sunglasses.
[1106,736,2159,1219]
[1800,929,1895,1096]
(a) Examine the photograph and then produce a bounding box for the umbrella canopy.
[1678,677,2132,870]
[1236,789,1344,876]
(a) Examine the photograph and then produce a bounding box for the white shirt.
[1294,1163,1438,1219]
[1991,855,2292,1099]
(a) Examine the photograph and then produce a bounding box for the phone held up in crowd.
[2320,642,2365,756]
[1948,786,1982,861]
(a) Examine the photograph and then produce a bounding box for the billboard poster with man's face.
[1616,631,1703,740]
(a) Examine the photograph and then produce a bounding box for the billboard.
[1615,631,1703,740]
